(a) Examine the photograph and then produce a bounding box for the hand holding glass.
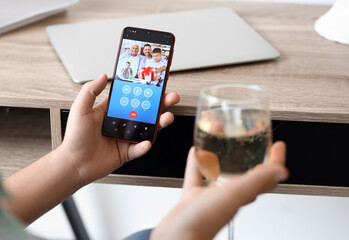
[194,84,271,239]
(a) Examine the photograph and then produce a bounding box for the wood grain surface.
[0,0,348,123]
[50,108,62,149]
[0,108,51,177]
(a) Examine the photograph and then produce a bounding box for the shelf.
[0,107,51,177]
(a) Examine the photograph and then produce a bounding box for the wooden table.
[1,0,349,196]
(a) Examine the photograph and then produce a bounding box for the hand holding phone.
[103,27,175,143]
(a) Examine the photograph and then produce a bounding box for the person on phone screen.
[150,48,166,86]
[120,44,144,77]
[120,61,133,80]
[0,74,288,240]
[139,44,167,73]
[141,48,166,86]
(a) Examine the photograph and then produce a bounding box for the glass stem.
[228,220,234,240]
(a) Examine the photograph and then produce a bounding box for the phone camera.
[147,31,150,35]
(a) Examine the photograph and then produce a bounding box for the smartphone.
[102,27,175,143]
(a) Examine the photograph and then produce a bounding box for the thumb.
[72,74,108,114]
[226,164,289,207]
[230,140,288,205]
[126,141,152,162]
[183,147,204,191]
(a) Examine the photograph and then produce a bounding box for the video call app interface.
[107,39,171,125]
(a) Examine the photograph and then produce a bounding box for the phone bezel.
[103,27,175,143]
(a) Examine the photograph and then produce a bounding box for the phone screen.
[103,27,175,143]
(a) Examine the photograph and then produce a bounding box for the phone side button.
[169,50,174,67]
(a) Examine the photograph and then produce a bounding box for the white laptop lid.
[0,0,78,35]
[46,8,280,83]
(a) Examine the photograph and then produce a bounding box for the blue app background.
[107,80,163,124]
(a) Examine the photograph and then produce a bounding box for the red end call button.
[130,111,137,118]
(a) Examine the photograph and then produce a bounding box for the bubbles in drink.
[194,108,270,182]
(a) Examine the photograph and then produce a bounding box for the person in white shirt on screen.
[120,44,144,77]
[150,48,166,86]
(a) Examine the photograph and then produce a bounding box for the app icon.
[133,87,142,96]
[144,88,153,98]
[141,100,151,110]
[130,111,137,118]
[120,97,129,106]
[131,99,140,108]
[122,85,131,94]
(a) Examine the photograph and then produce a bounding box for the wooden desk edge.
[96,174,184,188]
[272,184,349,197]
[96,175,349,197]
[50,108,62,150]
[2,100,349,124]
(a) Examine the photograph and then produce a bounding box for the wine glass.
[194,84,271,240]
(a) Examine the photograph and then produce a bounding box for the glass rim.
[200,83,268,104]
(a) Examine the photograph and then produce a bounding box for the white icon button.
[120,97,129,106]
[131,99,140,108]
[144,88,153,98]
[122,85,131,94]
[133,87,142,96]
[142,100,151,110]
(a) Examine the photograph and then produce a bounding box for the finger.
[126,140,152,161]
[157,112,174,131]
[183,147,204,190]
[268,141,286,165]
[162,92,180,108]
[72,74,108,114]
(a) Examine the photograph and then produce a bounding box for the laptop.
[46,8,280,83]
[0,0,78,35]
